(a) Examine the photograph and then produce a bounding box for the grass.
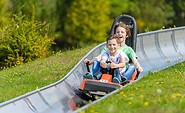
[81,62,185,113]
[0,43,98,103]
[0,43,185,113]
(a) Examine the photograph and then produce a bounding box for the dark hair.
[114,22,131,38]
[106,34,119,43]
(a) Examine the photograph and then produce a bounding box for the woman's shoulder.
[119,44,134,51]
[118,50,127,56]
[125,44,134,50]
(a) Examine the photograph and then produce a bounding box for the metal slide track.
[0,26,185,113]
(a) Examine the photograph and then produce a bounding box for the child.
[100,34,129,83]
[84,23,143,83]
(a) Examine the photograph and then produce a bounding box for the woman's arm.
[131,57,143,72]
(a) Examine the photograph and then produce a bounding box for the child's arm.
[110,57,125,69]
[84,54,101,65]
[100,58,107,68]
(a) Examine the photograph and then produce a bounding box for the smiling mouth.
[110,48,113,50]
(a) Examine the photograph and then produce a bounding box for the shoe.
[120,76,128,85]
[121,76,127,82]
[86,73,94,79]
[121,80,130,85]
[112,77,121,83]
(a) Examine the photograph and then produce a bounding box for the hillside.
[0,43,184,113]
[82,61,185,113]
[0,43,98,103]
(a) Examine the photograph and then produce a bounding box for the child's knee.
[92,60,100,75]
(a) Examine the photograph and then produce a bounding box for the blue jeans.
[92,60,102,80]
[113,65,136,82]
[122,65,136,80]
[92,61,136,81]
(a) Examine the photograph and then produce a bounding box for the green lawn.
[0,43,98,103]
[81,61,185,113]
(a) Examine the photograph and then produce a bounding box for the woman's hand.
[137,65,143,73]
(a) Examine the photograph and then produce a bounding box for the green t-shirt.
[119,44,137,59]
[100,44,137,67]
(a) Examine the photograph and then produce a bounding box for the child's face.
[107,39,119,55]
[115,26,127,43]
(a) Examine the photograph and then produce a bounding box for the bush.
[0,12,53,68]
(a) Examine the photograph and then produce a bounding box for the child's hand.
[110,62,117,68]
[84,59,91,64]
[100,62,107,68]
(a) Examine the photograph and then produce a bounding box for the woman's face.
[115,26,127,43]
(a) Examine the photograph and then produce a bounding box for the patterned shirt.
[101,50,129,73]
[101,44,137,68]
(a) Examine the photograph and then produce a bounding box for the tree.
[166,0,185,27]
[9,0,58,36]
[110,0,136,19]
[109,0,175,32]
[61,0,112,47]
[132,0,174,32]
[0,0,10,28]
